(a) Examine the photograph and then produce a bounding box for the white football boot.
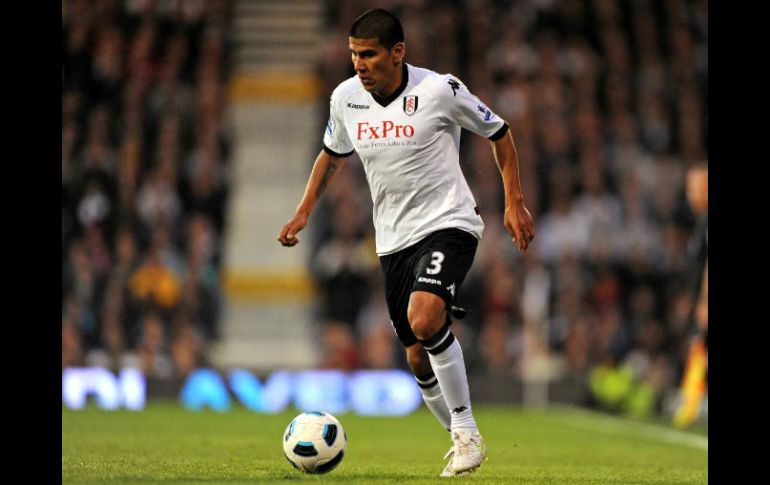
[440,446,455,477]
[443,429,487,477]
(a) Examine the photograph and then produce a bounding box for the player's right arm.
[277,149,348,247]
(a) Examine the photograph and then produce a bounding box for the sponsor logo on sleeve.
[326,117,335,136]
[477,104,493,121]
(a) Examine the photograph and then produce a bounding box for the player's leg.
[408,292,486,476]
[407,229,485,476]
[408,292,477,431]
[379,249,451,432]
[404,336,457,477]
[405,343,451,431]
[408,229,480,433]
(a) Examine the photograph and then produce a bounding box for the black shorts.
[379,228,478,347]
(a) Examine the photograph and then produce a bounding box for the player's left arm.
[490,128,535,253]
[441,74,535,252]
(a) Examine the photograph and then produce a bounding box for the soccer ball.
[282,411,347,474]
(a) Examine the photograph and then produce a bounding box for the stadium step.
[208,302,319,370]
[232,0,324,74]
[214,0,325,371]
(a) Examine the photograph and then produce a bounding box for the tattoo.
[316,160,339,198]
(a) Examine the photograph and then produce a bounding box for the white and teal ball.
[282,411,346,474]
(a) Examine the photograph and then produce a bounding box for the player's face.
[349,37,404,97]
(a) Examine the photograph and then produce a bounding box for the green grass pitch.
[62,402,707,484]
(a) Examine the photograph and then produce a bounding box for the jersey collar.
[370,63,409,108]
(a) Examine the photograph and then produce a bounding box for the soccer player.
[673,163,708,428]
[277,8,535,477]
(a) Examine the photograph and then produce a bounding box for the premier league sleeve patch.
[477,104,493,121]
[403,95,418,116]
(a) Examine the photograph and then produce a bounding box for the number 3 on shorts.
[426,251,445,275]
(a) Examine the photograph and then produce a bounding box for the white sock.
[415,373,451,431]
[423,329,478,431]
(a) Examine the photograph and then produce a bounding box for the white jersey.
[323,63,508,255]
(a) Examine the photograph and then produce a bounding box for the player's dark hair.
[349,9,404,49]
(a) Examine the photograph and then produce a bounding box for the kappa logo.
[326,117,335,136]
[347,102,370,109]
[452,406,467,414]
[447,79,461,96]
[446,283,456,297]
[403,95,419,115]
[418,276,442,285]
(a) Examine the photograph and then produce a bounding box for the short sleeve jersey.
[323,63,508,255]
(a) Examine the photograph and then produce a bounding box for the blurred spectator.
[309,170,379,370]
[131,311,174,379]
[357,281,398,369]
[170,317,205,378]
[62,298,86,368]
[128,233,183,319]
[311,202,375,332]
[179,213,222,340]
[136,167,183,236]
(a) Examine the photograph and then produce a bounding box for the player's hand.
[278,212,308,247]
[503,201,535,253]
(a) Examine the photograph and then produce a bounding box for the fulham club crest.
[403,95,418,116]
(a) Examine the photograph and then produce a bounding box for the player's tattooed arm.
[278,150,348,246]
[316,157,340,198]
[303,150,347,211]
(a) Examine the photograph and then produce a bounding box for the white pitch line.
[552,405,708,451]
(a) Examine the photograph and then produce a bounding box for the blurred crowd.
[61,0,232,379]
[310,0,707,419]
[60,0,708,420]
